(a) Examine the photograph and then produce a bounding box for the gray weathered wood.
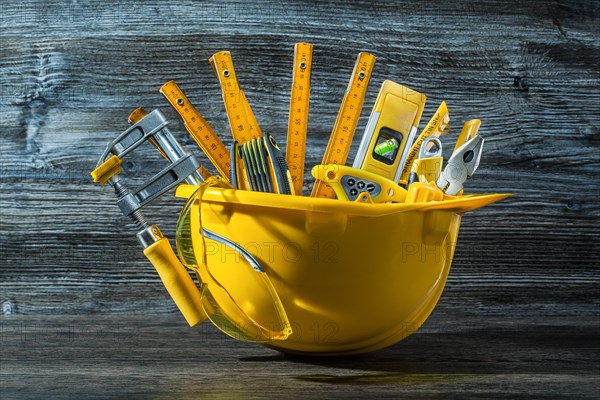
[1,0,599,398]
[1,312,598,399]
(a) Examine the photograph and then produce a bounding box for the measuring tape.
[398,101,450,185]
[286,42,313,195]
[310,51,376,199]
[160,81,230,179]
[209,51,263,144]
[128,107,212,180]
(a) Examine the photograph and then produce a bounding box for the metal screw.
[358,71,366,80]
[176,98,184,106]
[113,180,149,230]
[299,61,307,70]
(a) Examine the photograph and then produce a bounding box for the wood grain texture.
[0,0,599,397]
[1,312,598,399]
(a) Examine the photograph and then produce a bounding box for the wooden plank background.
[1,0,598,398]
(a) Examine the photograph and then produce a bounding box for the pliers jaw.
[436,135,484,196]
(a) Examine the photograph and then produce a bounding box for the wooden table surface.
[1,0,598,398]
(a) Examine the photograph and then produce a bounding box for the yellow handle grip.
[405,182,444,203]
[91,155,122,184]
[143,237,207,327]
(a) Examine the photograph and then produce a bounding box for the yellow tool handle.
[454,119,481,151]
[128,107,148,124]
[209,51,263,143]
[90,108,151,183]
[160,81,231,179]
[404,182,444,203]
[91,107,172,184]
[286,42,313,195]
[410,156,444,184]
[143,237,207,327]
[197,166,213,180]
[311,52,376,199]
[91,155,122,184]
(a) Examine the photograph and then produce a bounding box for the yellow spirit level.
[90,46,512,356]
[352,80,426,182]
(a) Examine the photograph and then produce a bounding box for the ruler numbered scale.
[119,46,455,202]
[160,81,231,180]
[310,52,376,199]
[286,42,313,195]
[209,51,264,144]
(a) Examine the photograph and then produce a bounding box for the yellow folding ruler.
[160,80,230,179]
[311,51,376,199]
[209,51,263,143]
[286,42,313,195]
[128,107,212,180]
